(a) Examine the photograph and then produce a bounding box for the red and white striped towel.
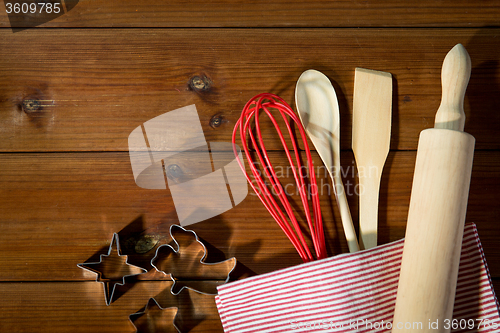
[216,223,500,332]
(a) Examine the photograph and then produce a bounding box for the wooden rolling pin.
[392,44,475,332]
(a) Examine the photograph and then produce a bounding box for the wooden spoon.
[295,69,360,253]
[352,68,392,250]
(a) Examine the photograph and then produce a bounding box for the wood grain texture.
[1,29,500,151]
[1,2,500,331]
[0,281,222,332]
[0,151,498,282]
[1,0,500,28]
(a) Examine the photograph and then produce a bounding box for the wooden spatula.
[352,68,392,250]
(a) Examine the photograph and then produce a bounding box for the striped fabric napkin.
[216,223,500,332]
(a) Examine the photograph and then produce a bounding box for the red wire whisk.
[232,93,326,262]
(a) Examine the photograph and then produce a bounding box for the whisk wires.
[232,93,326,262]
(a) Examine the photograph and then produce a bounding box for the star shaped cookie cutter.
[129,297,181,333]
[77,233,148,305]
[150,224,237,296]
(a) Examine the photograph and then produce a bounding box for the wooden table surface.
[1,1,499,332]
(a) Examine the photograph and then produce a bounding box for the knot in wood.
[22,99,41,113]
[135,234,160,254]
[189,75,212,92]
[210,113,224,128]
[166,164,183,180]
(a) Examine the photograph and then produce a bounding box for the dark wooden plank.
[1,1,499,28]
[0,281,222,332]
[0,150,498,281]
[1,29,499,152]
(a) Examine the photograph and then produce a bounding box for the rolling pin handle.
[434,43,471,132]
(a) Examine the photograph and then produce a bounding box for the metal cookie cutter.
[128,225,237,332]
[129,298,180,333]
[151,224,237,296]
[77,233,148,305]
